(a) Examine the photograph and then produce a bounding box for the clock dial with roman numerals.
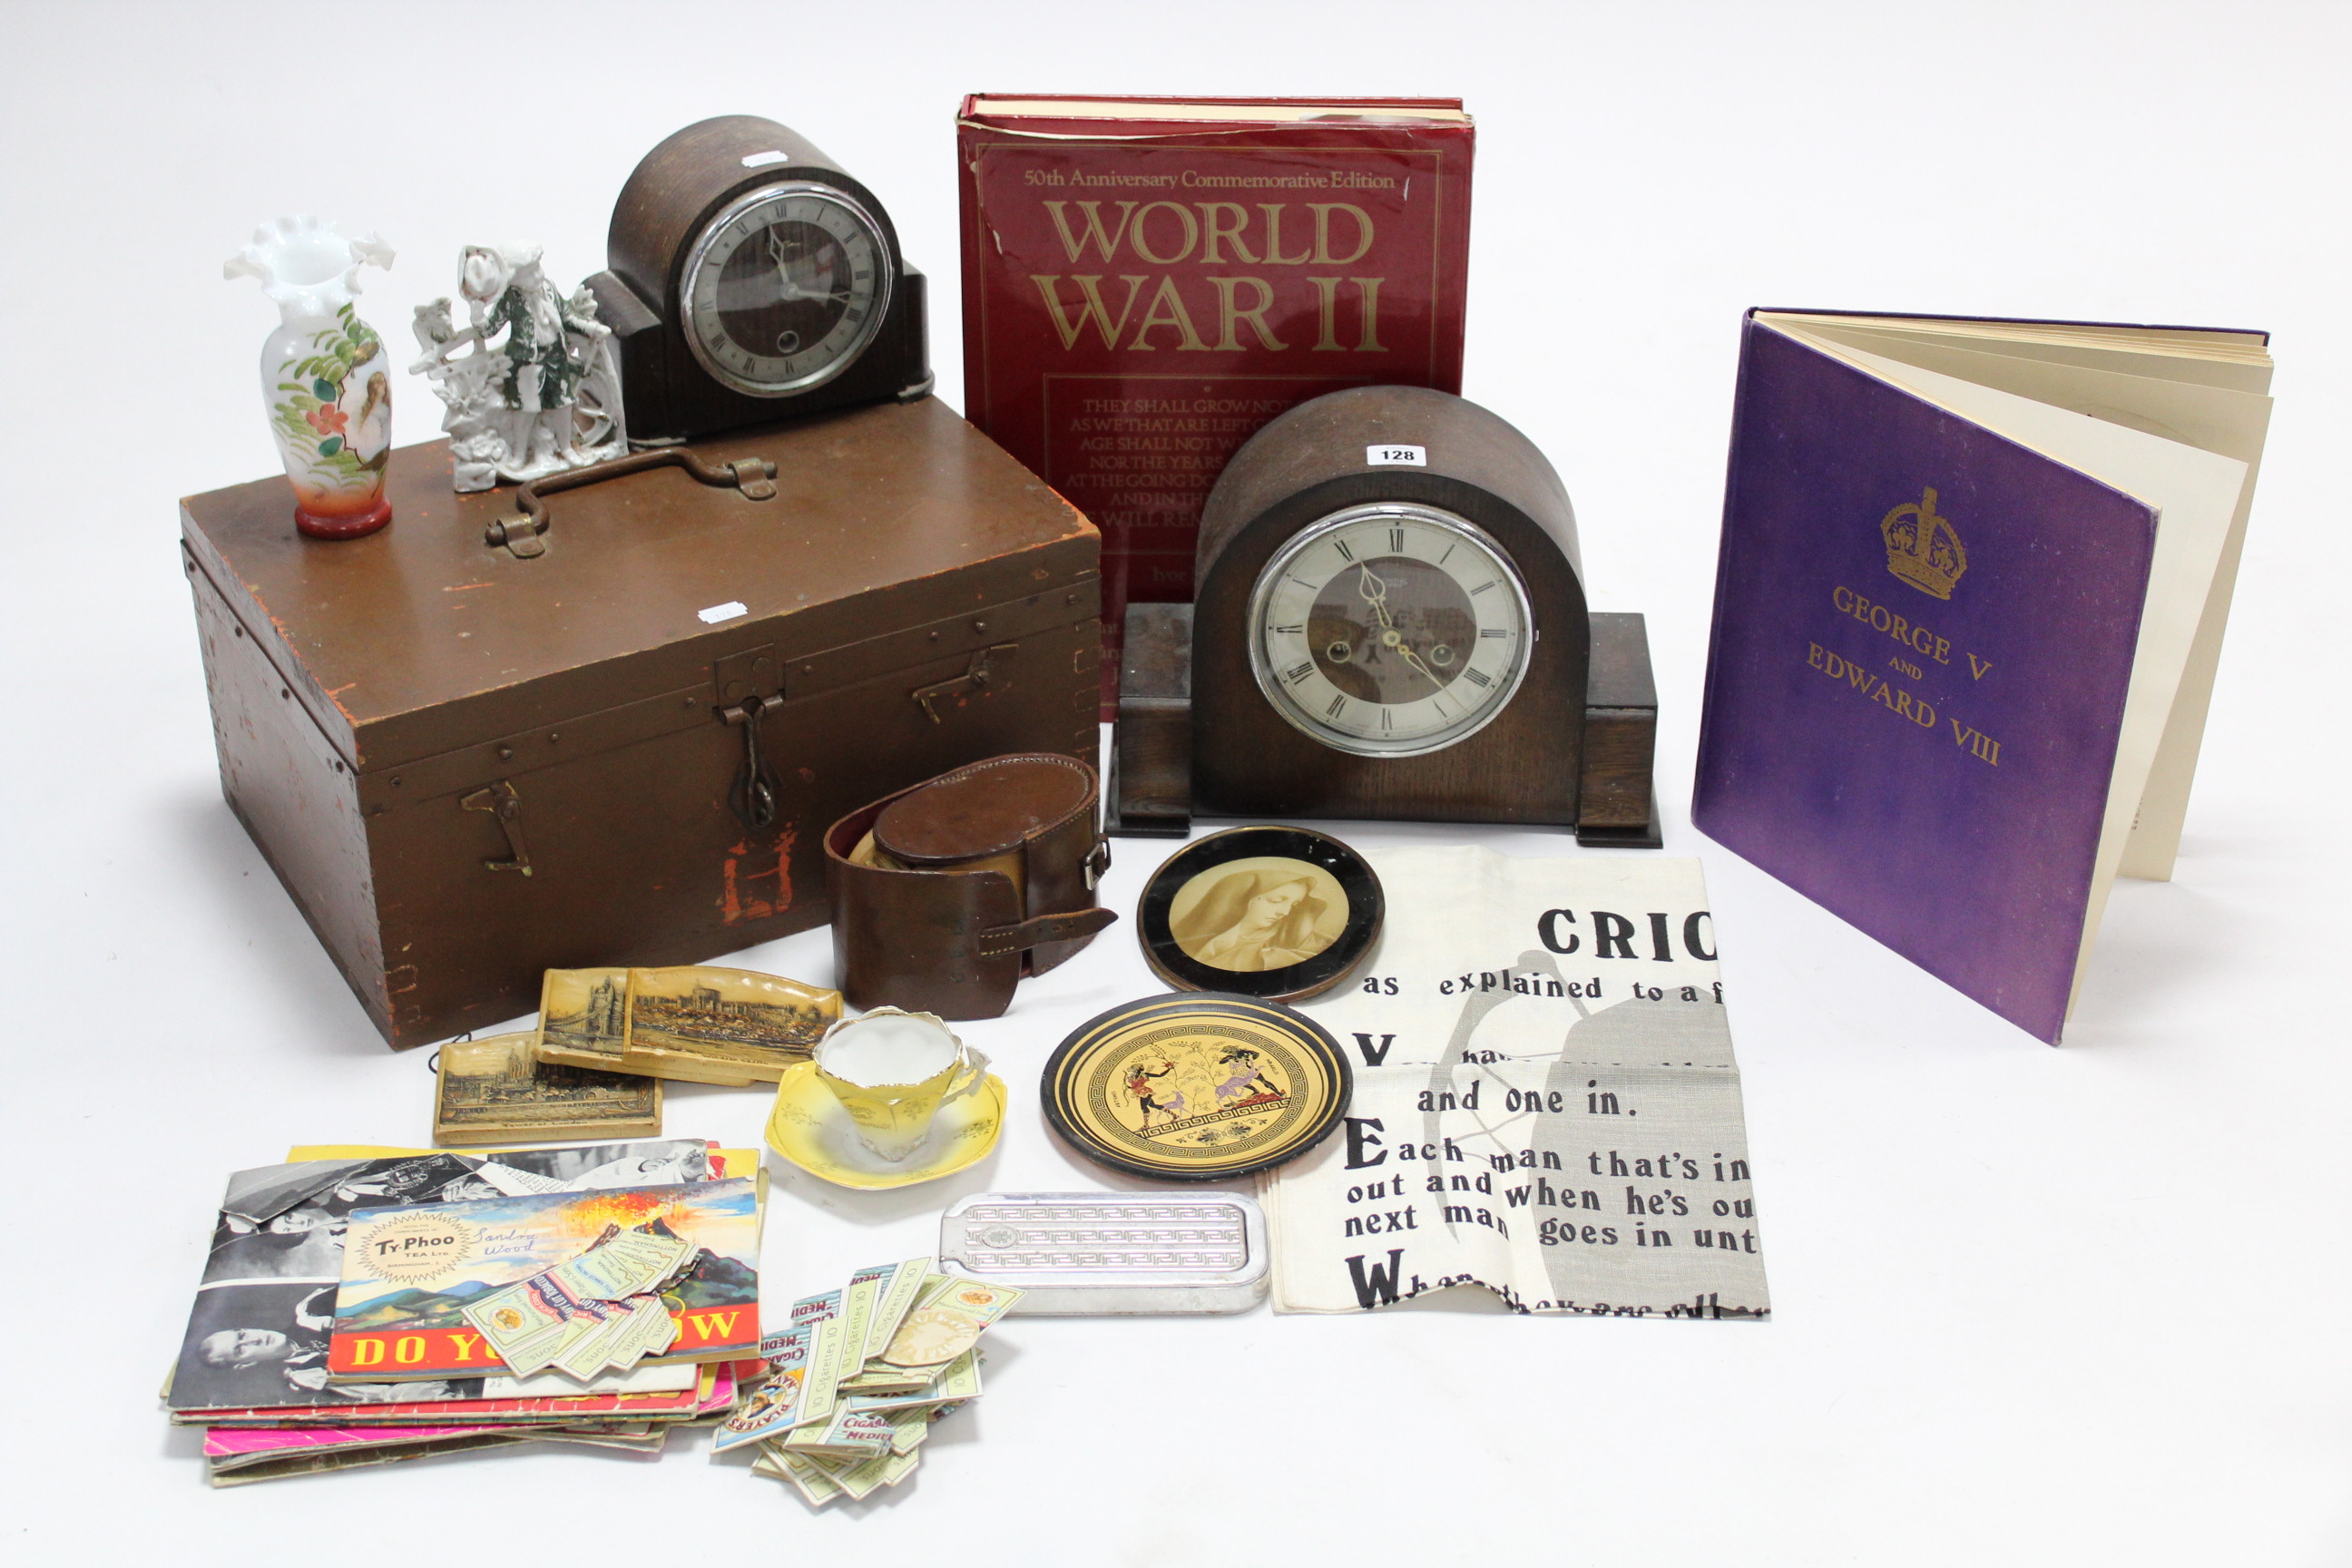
[1247,503,1534,758]
[680,181,892,397]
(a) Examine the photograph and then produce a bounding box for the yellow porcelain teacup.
[809,1008,989,1161]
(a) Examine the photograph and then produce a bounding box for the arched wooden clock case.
[584,115,933,446]
[1109,386,1660,846]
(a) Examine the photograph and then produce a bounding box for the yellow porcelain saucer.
[763,1061,1007,1190]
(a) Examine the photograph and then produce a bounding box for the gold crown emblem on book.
[1880,486,1967,599]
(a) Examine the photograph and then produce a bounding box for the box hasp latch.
[459,779,534,876]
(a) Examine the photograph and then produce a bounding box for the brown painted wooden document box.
[181,397,1101,1048]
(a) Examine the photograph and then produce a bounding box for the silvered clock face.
[680,181,891,397]
[1248,503,1534,758]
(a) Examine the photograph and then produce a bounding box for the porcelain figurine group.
[410,241,628,493]
[227,217,628,534]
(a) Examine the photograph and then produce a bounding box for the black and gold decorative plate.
[1136,826,1383,1004]
[1042,992,1352,1181]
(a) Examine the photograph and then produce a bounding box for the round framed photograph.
[1136,826,1384,1003]
[1042,992,1353,1181]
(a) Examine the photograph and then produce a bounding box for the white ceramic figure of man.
[410,242,626,492]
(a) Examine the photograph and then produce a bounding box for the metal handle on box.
[485,449,779,559]
[913,642,1020,723]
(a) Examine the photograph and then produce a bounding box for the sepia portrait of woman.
[1170,864,1343,972]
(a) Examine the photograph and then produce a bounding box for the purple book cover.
[1692,316,2157,1043]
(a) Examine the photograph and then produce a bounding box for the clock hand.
[775,281,855,305]
[1392,638,1443,689]
[766,232,853,304]
[1354,564,1446,690]
[1356,564,1396,630]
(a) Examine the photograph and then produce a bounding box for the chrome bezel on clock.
[1246,502,1534,759]
[678,180,894,399]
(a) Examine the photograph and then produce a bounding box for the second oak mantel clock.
[1110,386,1660,846]
[585,115,933,446]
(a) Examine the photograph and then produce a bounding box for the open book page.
[1758,318,2272,880]
[1769,327,2248,1026]
[1758,311,2269,371]
[1262,848,1768,1317]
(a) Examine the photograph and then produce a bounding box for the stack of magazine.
[166,1138,765,1486]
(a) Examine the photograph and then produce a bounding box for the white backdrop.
[4,3,2346,1563]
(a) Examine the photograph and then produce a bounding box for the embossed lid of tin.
[937,1191,1269,1315]
[1041,992,1351,1181]
[874,753,1094,867]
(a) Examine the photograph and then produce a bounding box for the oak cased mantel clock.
[1110,386,1660,846]
[585,115,933,446]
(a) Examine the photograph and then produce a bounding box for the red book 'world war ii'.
[956,95,1475,711]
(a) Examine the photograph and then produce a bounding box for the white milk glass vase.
[224,216,397,539]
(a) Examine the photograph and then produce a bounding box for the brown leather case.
[826,754,1114,1020]
[181,397,1100,1048]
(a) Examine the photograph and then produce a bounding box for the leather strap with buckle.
[975,906,1120,960]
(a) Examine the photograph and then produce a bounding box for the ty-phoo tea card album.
[327,1180,760,1380]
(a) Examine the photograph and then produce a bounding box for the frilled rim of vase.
[225,215,395,321]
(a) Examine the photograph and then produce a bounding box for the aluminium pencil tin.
[937,1191,1269,1315]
